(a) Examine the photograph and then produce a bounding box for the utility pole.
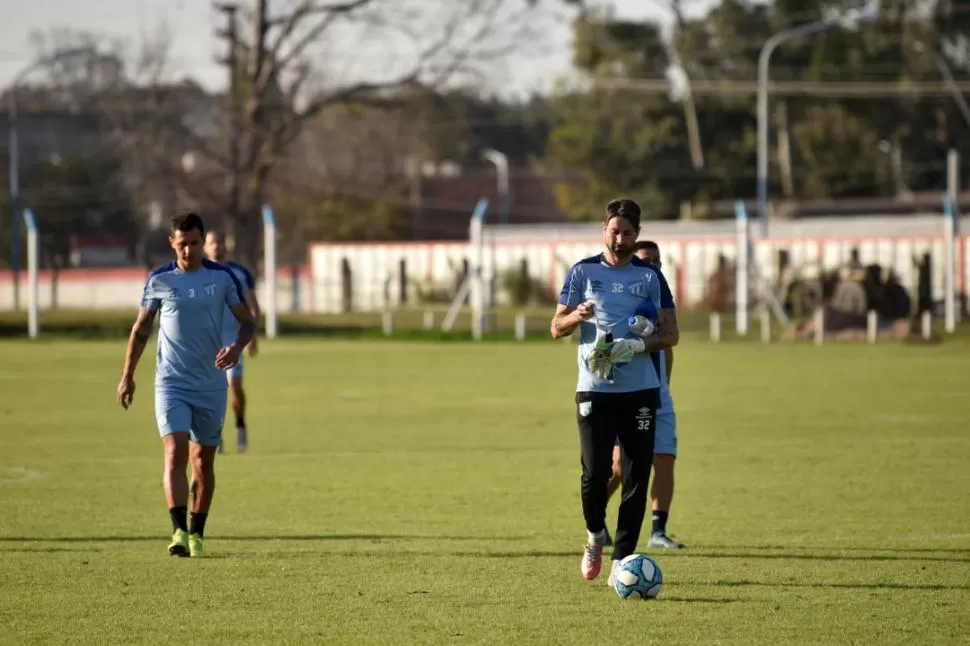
[214,2,241,251]
[242,0,270,270]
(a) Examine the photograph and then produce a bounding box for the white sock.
[587,529,606,543]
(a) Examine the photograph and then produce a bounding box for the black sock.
[652,510,669,535]
[236,415,245,429]
[169,506,188,533]
[189,512,208,537]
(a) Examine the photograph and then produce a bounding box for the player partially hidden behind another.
[117,211,255,557]
[203,230,260,453]
[604,240,684,550]
[550,198,679,584]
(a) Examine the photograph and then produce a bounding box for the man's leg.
[648,408,684,549]
[186,395,226,557]
[602,442,622,547]
[612,390,659,564]
[228,361,247,452]
[156,392,192,556]
[577,393,616,580]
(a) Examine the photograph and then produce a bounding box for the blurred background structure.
[2,0,970,338]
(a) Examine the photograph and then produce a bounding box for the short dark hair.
[636,240,659,252]
[605,198,641,229]
[171,211,205,236]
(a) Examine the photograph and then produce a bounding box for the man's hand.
[574,301,595,322]
[215,344,243,370]
[586,348,614,380]
[117,374,136,410]
[610,338,645,364]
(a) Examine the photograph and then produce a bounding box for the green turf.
[1,337,969,645]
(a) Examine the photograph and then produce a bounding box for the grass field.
[1,335,969,645]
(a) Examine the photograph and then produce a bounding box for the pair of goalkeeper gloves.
[586,327,646,381]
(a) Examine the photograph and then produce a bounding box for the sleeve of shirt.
[558,264,585,307]
[242,266,256,291]
[140,275,160,313]
[224,269,243,308]
[647,271,663,311]
[656,270,675,309]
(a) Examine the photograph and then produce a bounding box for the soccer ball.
[612,554,663,600]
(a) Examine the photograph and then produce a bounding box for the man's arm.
[644,308,679,352]
[642,270,679,352]
[244,289,261,321]
[665,346,674,384]
[551,303,591,338]
[122,307,157,379]
[228,302,256,350]
[551,264,589,338]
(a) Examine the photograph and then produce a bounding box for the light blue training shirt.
[141,259,244,394]
[559,254,672,394]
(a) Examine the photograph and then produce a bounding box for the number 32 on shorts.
[636,406,653,431]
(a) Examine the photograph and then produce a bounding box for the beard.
[611,243,633,258]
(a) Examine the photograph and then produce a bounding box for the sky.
[0,0,718,97]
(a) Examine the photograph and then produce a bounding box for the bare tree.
[27,24,193,267]
[221,0,551,268]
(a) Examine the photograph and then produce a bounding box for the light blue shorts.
[226,357,244,380]
[614,405,677,457]
[654,407,677,457]
[155,389,228,446]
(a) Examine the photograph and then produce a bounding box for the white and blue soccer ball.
[612,554,663,600]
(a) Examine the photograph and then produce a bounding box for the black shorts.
[575,389,661,445]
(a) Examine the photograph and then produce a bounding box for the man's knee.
[653,453,676,472]
[190,444,217,473]
[163,433,189,467]
[229,378,245,398]
[610,445,622,481]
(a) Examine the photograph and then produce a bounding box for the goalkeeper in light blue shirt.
[550,199,680,586]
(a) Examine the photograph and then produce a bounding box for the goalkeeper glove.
[587,348,614,380]
[609,338,645,364]
[587,326,615,381]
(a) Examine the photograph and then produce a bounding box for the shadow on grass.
[0,534,528,543]
[449,549,970,564]
[700,580,970,591]
[704,544,970,555]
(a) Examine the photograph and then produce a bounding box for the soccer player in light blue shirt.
[204,230,261,454]
[117,211,255,558]
[550,199,679,585]
[604,241,684,550]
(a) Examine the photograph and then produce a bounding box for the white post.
[944,151,958,333]
[443,199,489,334]
[514,311,526,342]
[709,312,721,342]
[23,208,38,339]
[469,198,488,341]
[922,310,932,340]
[867,310,878,344]
[382,310,394,336]
[262,204,278,339]
[735,201,750,335]
[760,306,771,343]
[423,310,435,330]
[813,307,825,345]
